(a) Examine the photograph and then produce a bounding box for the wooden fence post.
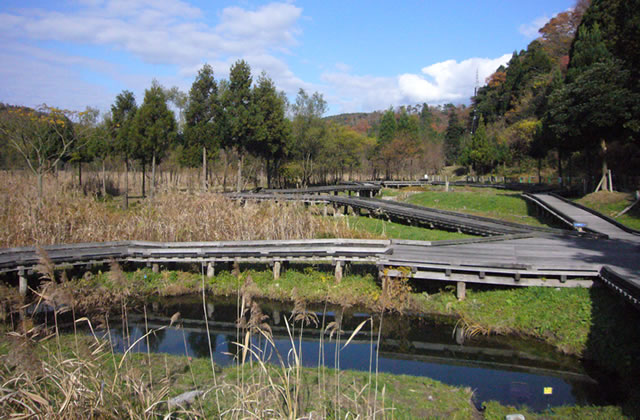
[273,261,281,280]
[456,281,466,300]
[19,269,27,296]
[334,261,343,283]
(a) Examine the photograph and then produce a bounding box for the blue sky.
[0,0,574,115]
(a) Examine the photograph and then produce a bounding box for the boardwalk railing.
[0,239,392,274]
[547,192,640,236]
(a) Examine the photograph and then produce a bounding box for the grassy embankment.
[1,265,634,418]
[0,314,478,418]
[574,191,640,231]
[399,186,549,227]
[342,215,473,241]
[69,267,639,360]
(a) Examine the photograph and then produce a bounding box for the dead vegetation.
[0,256,478,419]
[0,171,366,248]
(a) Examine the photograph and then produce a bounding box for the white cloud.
[322,71,403,113]
[0,1,304,110]
[334,62,351,73]
[518,15,550,39]
[321,54,511,113]
[399,54,512,103]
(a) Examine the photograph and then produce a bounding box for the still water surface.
[100,295,615,411]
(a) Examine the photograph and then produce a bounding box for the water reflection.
[99,295,613,411]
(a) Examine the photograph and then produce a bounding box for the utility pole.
[471,68,480,136]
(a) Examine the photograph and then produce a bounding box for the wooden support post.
[152,263,159,273]
[456,281,466,300]
[608,169,613,192]
[445,269,451,277]
[207,262,215,278]
[323,204,327,217]
[19,269,27,296]
[455,326,465,345]
[445,176,449,192]
[273,261,281,280]
[334,261,343,283]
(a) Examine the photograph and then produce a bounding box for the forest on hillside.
[0,0,638,194]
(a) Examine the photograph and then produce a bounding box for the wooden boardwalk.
[2,184,639,309]
[526,193,640,240]
[231,192,576,237]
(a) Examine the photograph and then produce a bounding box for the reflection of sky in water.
[106,325,581,411]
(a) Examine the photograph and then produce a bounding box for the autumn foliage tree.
[0,105,86,202]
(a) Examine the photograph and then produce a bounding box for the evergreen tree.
[378,108,396,145]
[184,64,219,189]
[444,110,465,165]
[252,73,291,188]
[418,103,436,139]
[135,80,177,198]
[222,60,254,191]
[109,90,137,208]
[461,118,494,174]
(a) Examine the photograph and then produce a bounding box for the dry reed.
[0,171,367,248]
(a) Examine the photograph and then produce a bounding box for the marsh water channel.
[93,295,616,411]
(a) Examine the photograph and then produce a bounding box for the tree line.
[443,0,640,189]
[0,60,450,202]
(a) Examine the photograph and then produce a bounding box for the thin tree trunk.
[236,152,243,192]
[222,151,228,193]
[78,161,82,187]
[601,139,608,192]
[202,146,207,192]
[123,158,129,210]
[266,159,272,189]
[37,171,43,206]
[142,162,146,198]
[151,152,156,199]
[102,159,107,196]
[558,150,563,187]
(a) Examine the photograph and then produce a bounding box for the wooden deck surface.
[2,184,639,309]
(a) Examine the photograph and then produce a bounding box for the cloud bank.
[323,54,511,113]
[0,0,305,109]
[0,1,512,115]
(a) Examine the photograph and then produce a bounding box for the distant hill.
[325,105,454,136]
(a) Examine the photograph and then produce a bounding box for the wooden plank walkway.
[231,192,576,237]
[527,193,639,240]
[2,185,639,309]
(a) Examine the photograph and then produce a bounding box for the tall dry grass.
[0,258,395,419]
[0,171,366,248]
